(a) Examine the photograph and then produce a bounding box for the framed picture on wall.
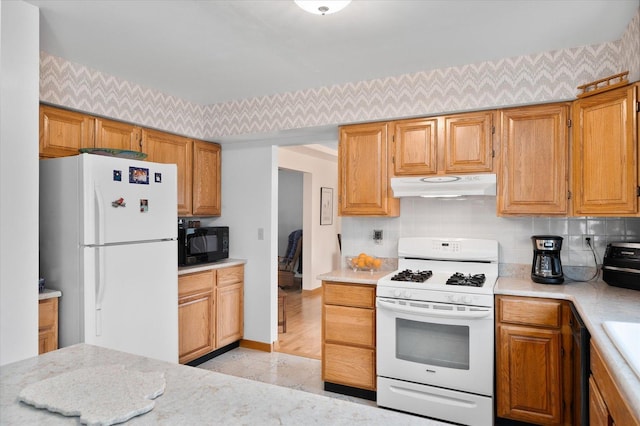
[320,187,333,225]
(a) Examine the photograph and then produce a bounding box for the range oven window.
[396,318,470,370]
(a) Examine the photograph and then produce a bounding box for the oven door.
[376,296,494,396]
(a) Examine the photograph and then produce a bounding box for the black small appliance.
[178,225,229,266]
[602,242,640,291]
[531,235,564,284]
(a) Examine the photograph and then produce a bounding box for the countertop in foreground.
[496,277,640,420]
[0,344,436,425]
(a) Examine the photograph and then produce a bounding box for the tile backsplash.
[341,197,640,271]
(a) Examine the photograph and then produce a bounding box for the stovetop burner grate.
[390,269,433,283]
[446,273,486,287]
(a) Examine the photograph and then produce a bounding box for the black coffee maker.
[531,235,564,284]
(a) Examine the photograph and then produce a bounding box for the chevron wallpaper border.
[40,53,205,138]
[40,8,639,140]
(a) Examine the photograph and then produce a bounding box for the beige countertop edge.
[496,277,640,420]
[38,289,61,300]
[317,269,392,285]
[178,258,247,275]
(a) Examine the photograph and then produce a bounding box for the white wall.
[209,144,278,345]
[279,147,341,290]
[342,197,640,271]
[0,0,40,366]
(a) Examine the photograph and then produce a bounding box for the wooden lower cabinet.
[322,281,376,391]
[215,265,244,348]
[38,297,59,354]
[495,295,572,425]
[178,270,215,364]
[590,341,640,426]
[178,265,244,364]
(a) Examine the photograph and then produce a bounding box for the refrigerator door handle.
[94,185,105,245]
[95,247,106,337]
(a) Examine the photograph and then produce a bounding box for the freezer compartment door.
[81,154,177,245]
[83,240,178,363]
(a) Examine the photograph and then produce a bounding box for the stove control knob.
[463,296,473,304]
[449,295,460,303]
[394,290,401,298]
[403,291,412,298]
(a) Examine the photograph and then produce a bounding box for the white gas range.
[376,237,499,426]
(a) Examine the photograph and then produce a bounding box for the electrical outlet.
[582,234,594,250]
[373,229,383,244]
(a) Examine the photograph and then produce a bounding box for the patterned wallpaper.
[40,53,205,138]
[40,7,640,140]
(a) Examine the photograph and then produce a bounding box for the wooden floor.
[274,285,322,360]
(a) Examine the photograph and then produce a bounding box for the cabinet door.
[589,376,612,426]
[142,129,193,216]
[338,122,399,216]
[192,140,221,216]
[38,298,58,354]
[443,110,495,173]
[216,282,243,348]
[178,291,214,364]
[95,118,141,151]
[391,118,438,175]
[498,104,569,215]
[496,324,563,424]
[572,85,638,215]
[40,105,94,158]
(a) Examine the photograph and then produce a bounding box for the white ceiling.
[26,0,639,106]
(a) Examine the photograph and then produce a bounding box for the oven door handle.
[376,298,492,319]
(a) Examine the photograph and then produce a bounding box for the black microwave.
[178,226,229,266]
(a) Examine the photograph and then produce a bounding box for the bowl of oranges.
[347,252,382,272]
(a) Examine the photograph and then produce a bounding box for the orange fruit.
[357,258,366,268]
[372,258,382,269]
[365,256,374,266]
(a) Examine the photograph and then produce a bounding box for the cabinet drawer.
[38,298,57,330]
[179,270,214,297]
[324,305,375,347]
[217,265,244,287]
[323,343,376,390]
[498,296,562,328]
[323,282,375,308]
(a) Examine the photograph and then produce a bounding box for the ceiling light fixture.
[294,0,351,15]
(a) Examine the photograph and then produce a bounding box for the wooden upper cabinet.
[572,84,638,216]
[192,141,221,216]
[338,122,399,216]
[40,105,94,158]
[390,110,495,177]
[498,103,570,216]
[95,118,141,151]
[443,110,495,173]
[142,129,193,216]
[391,118,438,175]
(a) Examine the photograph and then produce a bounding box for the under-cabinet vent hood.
[391,174,497,198]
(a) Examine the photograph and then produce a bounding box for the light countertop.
[178,258,246,275]
[317,269,392,285]
[0,344,435,425]
[38,289,61,300]
[496,277,640,420]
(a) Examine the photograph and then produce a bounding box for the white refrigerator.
[39,153,178,363]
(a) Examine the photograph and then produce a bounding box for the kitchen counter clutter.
[0,344,433,425]
[495,277,640,422]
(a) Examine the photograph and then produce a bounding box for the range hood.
[391,174,497,198]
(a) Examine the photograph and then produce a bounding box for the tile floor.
[197,347,376,407]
